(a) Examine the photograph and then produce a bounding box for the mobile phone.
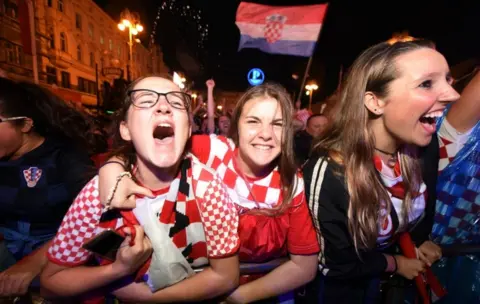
[82,229,125,261]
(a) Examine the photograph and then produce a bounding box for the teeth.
[253,145,271,150]
[423,110,443,118]
[158,123,172,127]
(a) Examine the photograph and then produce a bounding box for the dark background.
[94,0,479,101]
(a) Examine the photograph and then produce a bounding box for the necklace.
[374,147,398,168]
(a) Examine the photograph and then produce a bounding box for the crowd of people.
[0,39,479,304]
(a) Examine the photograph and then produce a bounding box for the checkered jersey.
[438,118,473,172]
[191,134,304,211]
[191,135,319,260]
[374,157,427,247]
[47,157,239,268]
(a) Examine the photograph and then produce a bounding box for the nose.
[439,83,460,105]
[258,123,273,140]
[155,96,172,114]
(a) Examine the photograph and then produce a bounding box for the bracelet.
[99,160,126,171]
[104,171,132,211]
[392,255,398,273]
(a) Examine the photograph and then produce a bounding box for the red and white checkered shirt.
[438,118,473,172]
[47,156,239,268]
[191,135,320,258]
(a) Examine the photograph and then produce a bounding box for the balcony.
[48,49,73,69]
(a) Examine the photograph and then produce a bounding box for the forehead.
[309,116,327,125]
[242,96,282,118]
[133,77,179,93]
[394,48,449,81]
[219,116,230,122]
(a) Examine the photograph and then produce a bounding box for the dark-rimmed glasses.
[0,116,27,123]
[128,89,191,110]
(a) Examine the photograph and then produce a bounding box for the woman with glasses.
[40,76,240,302]
[0,78,96,297]
[96,80,319,303]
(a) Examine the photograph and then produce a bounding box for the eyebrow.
[244,115,283,122]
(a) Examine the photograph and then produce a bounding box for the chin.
[413,135,433,147]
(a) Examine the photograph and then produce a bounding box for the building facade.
[0,0,168,107]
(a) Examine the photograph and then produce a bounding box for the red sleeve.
[287,191,320,255]
[47,177,103,266]
[191,135,212,165]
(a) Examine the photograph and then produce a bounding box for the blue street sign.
[247,68,265,86]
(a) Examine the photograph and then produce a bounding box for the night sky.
[94,0,479,102]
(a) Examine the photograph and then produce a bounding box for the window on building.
[60,32,66,52]
[4,0,18,18]
[47,0,53,8]
[77,45,82,62]
[108,39,113,51]
[100,33,104,45]
[117,45,121,57]
[88,23,94,38]
[75,13,82,30]
[78,77,96,95]
[5,43,23,65]
[61,71,70,88]
[89,52,95,68]
[49,33,55,49]
[57,0,63,12]
[46,66,57,84]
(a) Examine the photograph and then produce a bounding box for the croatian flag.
[236,2,328,57]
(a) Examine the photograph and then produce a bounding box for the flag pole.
[297,3,329,105]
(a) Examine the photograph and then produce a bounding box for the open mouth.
[419,110,443,133]
[153,123,174,142]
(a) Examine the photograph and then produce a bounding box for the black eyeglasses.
[128,89,191,110]
[0,116,27,123]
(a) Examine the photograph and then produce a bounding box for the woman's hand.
[395,255,425,280]
[99,161,153,209]
[112,226,153,277]
[417,241,442,266]
[0,260,41,296]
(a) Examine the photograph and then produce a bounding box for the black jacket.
[301,138,439,303]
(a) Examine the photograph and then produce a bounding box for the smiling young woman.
[302,40,459,303]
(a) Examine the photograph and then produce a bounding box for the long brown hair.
[312,40,435,250]
[228,83,297,215]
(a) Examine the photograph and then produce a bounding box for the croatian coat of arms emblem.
[264,14,287,44]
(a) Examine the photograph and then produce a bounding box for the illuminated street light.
[305,82,319,110]
[118,9,143,81]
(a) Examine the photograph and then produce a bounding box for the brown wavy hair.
[228,82,297,216]
[312,40,435,250]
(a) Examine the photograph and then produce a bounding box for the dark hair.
[0,78,97,154]
[110,75,191,170]
[312,40,435,250]
[228,82,297,215]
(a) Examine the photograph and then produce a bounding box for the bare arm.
[113,255,239,303]
[227,254,317,303]
[206,80,216,134]
[40,261,126,298]
[447,70,480,133]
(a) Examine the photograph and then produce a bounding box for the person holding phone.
[40,76,240,302]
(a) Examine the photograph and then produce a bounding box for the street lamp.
[305,82,318,110]
[118,9,143,81]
